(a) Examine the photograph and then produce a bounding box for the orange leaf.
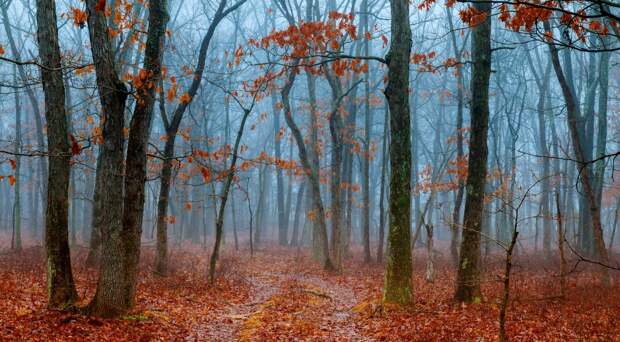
[8,175,15,186]
[179,92,191,104]
[9,159,16,170]
[200,167,211,182]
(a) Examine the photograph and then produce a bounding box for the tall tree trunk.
[155,134,175,274]
[608,198,619,252]
[283,143,294,242]
[36,0,78,308]
[325,71,348,270]
[447,7,465,267]
[120,0,169,311]
[282,67,334,271]
[83,0,133,316]
[209,107,252,283]
[578,41,598,255]
[454,0,492,303]
[290,182,306,246]
[377,104,389,263]
[85,151,104,266]
[544,20,610,286]
[273,96,287,245]
[2,4,49,242]
[594,44,610,208]
[361,0,372,264]
[304,69,323,260]
[254,164,266,246]
[12,67,22,252]
[382,0,413,305]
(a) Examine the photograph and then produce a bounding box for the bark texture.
[454,0,492,303]
[36,0,78,309]
[383,0,413,305]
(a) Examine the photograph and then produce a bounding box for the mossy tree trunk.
[454,0,492,303]
[382,0,413,305]
[36,0,78,308]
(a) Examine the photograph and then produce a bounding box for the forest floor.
[1,241,620,341]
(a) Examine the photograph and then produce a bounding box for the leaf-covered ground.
[1,243,619,341]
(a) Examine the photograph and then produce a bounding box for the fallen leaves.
[0,244,250,341]
[1,243,619,340]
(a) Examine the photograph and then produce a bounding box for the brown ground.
[1,242,619,341]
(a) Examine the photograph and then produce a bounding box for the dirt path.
[190,272,283,340]
[290,273,371,341]
[192,253,371,341]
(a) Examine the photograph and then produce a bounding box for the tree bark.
[2,3,48,242]
[120,0,169,310]
[361,0,372,264]
[455,0,492,303]
[290,182,306,246]
[447,7,465,267]
[545,20,610,286]
[84,0,128,313]
[282,67,334,271]
[11,67,22,252]
[382,0,413,305]
[274,95,287,245]
[377,104,389,263]
[36,0,78,308]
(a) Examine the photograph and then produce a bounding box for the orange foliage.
[69,7,87,27]
[179,93,191,104]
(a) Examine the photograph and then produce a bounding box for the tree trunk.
[382,0,413,305]
[85,150,103,267]
[282,67,334,271]
[325,71,347,270]
[455,0,492,303]
[121,0,168,309]
[273,95,287,245]
[545,20,610,286]
[361,0,372,264]
[155,135,175,275]
[377,104,389,263]
[425,224,434,283]
[2,5,49,231]
[36,0,78,308]
[209,108,252,283]
[84,0,147,316]
[447,7,464,267]
[12,67,22,252]
[290,182,306,246]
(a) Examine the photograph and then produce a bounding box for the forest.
[0,0,619,340]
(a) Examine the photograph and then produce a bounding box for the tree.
[382,0,413,305]
[35,0,78,309]
[281,66,335,271]
[454,0,492,303]
[544,20,611,286]
[154,0,246,275]
[85,0,169,317]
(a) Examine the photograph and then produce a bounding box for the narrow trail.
[190,272,283,340]
[192,251,372,341]
[289,273,371,341]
